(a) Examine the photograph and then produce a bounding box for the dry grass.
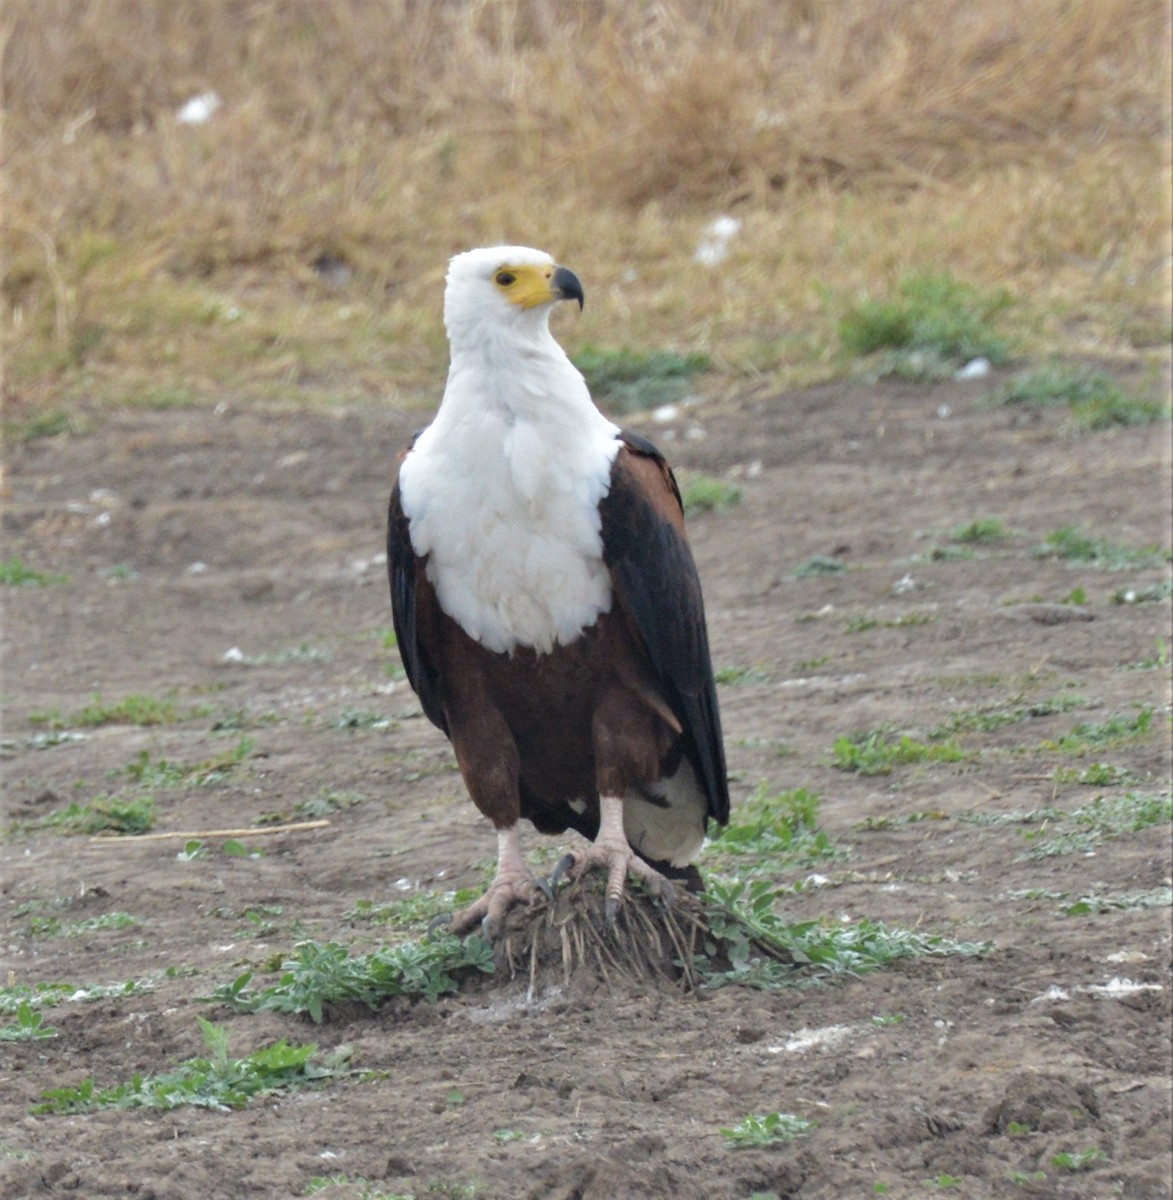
[2,0,1169,413]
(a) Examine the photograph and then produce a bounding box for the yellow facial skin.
[494,264,584,311]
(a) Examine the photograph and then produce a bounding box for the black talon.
[426,912,454,940]
[604,894,620,931]
[534,874,555,904]
[549,852,577,890]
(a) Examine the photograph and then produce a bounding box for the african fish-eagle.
[387,245,729,935]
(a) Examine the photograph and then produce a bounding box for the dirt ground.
[2,365,1171,1200]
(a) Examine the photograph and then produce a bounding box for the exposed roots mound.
[489,877,708,995]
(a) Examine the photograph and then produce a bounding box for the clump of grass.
[1020,790,1171,859]
[949,517,1014,544]
[37,794,157,835]
[0,977,155,1015]
[573,346,710,415]
[709,785,839,865]
[0,557,69,586]
[721,1112,813,1149]
[679,474,743,517]
[34,1018,334,1114]
[838,270,1013,375]
[832,729,966,775]
[792,555,846,578]
[209,935,495,1023]
[30,691,181,730]
[995,363,1168,429]
[714,664,769,686]
[1034,526,1165,570]
[344,890,478,933]
[1047,708,1153,753]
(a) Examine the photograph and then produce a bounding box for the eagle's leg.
[443,824,553,938]
[553,795,674,926]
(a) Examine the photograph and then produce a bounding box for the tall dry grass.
[2,0,1169,409]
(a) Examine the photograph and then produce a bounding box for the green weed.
[949,517,1014,544]
[344,891,477,932]
[832,730,966,775]
[995,363,1168,429]
[1062,886,1172,915]
[709,785,839,865]
[572,345,710,415]
[792,555,846,577]
[714,664,769,685]
[698,877,985,989]
[34,1018,334,1114]
[0,557,69,586]
[838,270,1013,372]
[0,1003,58,1042]
[1021,791,1172,859]
[209,935,495,1023]
[1047,708,1153,753]
[31,691,182,729]
[0,977,154,1015]
[1034,526,1165,570]
[38,794,157,835]
[721,1111,813,1149]
[679,473,743,516]
[1051,1148,1108,1172]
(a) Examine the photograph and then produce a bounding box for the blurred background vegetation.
[2,0,1169,418]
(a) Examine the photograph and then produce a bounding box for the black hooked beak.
[551,265,584,310]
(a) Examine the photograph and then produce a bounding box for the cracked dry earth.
[2,365,1171,1199]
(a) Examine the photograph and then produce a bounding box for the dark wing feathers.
[600,432,730,825]
[387,479,449,737]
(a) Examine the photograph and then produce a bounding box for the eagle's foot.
[433,824,555,940]
[550,795,676,928]
[440,871,552,939]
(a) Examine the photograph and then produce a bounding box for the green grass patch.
[698,877,985,990]
[0,977,155,1015]
[0,557,69,586]
[36,794,157,835]
[1062,886,1172,916]
[949,517,1015,544]
[994,363,1168,429]
[845,611,934,634]
[930,693,1085,739]
[792,555,847,577]
[1046,707,1154,753]
[714,664,769,686]
[1034,526,1166,570]
[30,691,183,729]
[679,473,743,516]
[708,785,839,865]
[344,890,478,933]
[208,935,495,1023]
[572,345,710,415]
[34,1018,335,1114]
[1020,790,1172,859]
[721,1111,813,1149]
[22,911,139,939]
[838,270,1013,374]
[832,729,966,775]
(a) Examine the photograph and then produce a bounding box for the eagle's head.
[443,245,584,347]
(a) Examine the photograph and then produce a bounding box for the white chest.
[400,409,621,654]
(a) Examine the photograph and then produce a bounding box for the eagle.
[387,246,728,936]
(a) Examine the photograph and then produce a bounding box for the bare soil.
[2,367,1171,1200]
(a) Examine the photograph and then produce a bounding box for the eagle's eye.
[495,271,516,287]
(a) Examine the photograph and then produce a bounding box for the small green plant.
[572,345,710,414]
[331,708,393,732]
[0,557,69,586]
[209,935,495,1022]
[949,517,1013,544]
[832,729,966,775]
[0,977,154,1015]
[698,877,984,989]
[928,1175,963,1190]
[39,794,157,835]
[34,1018,334,1113]
[709,785,838,865]
[838,270,1012,372]
[679,473,743,516]
[1052,761,1132,786]
[995,363,1168,429]
[714,664,768,685]
[792,555,846,577]
[0,1002,58,1041]
[1021,791,1172,859]
[1051,1147,1108,1172]
[720,1111,813,1149]
[345,891,477,932]
[1048,708,1153,753]
[1034,526,1164,570]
